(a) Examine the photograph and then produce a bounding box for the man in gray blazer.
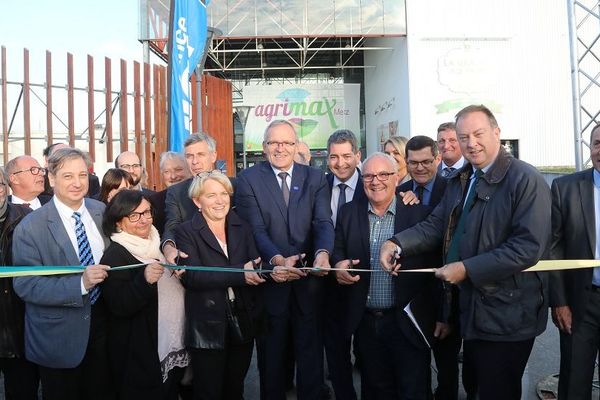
[13,148,112,400]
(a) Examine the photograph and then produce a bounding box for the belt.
[366,308,395,317]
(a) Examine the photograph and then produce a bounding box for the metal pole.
[195,26,222,133]
[567,0,584,171]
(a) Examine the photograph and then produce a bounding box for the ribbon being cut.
[2,259,600,278]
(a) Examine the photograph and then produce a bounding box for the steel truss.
[569,0,600,169]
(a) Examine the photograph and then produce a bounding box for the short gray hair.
[4,156,21,176]
[263,120,299,143]
[47,148,91,176]
[184,132,217,153]
[159,151,187,172]
[362,152,398,172]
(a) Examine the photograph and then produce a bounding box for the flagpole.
[195,25,221,134]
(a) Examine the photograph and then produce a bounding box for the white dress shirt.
[331,169,359,226]
[11,195,42,210]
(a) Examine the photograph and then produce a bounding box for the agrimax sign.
[242,84,360,151]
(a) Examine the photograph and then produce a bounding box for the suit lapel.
[194,213,228,259]
[357,199,370,264]
[260,163,288,222]
[226,214,243,259]
[46,202,80,265]
[580,171,596,256]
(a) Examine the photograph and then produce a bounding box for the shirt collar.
[333,168,359,190]
[412,175,436,192]
[441,156,465,170]
[271,163,294,178]
[53,196,86,217]
[368,196,397,216]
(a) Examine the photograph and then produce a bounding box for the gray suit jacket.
[13,198,108,368]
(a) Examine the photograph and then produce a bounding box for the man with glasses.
[5,155,51,210]
[401,136,472,400]
[115,151,154,194]
[0,167,40,399]
[235,119,334,400]
[13,148,112,400]
[437,122,465,177]
[333,152,438,398]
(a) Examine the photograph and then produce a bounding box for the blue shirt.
[412,176,437,206]
[366,197,397,309]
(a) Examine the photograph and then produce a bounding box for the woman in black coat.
[101,190,188,400]
[175,171,266,400]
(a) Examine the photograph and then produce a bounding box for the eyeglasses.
[119,163,142,170]
[0,183,7,193]
[362,172,396,182]
[266,141,296,148]
[407,159,435,168]
[12,166,47,176]
[126,209,153,222]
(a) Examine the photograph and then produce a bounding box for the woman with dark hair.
[175,171,266,400]
[98,168,134,203]
[100,190,188,399]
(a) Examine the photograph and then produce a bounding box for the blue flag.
[169,0,209,152]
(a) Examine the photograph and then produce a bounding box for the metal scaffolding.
[569,0,600,170]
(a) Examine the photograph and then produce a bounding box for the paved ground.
[0,311,567,399]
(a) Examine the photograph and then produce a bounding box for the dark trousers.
[0,357,39,400]
[39,307,114,400]
[356,310,431,400]
[463,338,534,400]
[190,341,254,400]
[323,279,357,400]
[432,325,476,400]
[558,288,600,399]
[258,295,323,400]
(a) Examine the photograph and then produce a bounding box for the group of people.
[0,103,598,400]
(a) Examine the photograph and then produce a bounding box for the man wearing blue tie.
[437,122,465,177]
[13,148,112,400]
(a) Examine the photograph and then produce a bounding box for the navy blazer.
[325,169,368,208]
[332,189,445,347]
[12,198,108,368]
[235,161,334,315]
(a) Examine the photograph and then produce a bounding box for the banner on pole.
[169,0,209,152]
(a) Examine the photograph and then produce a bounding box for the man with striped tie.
[13,148,113,400]
[437,122,465,177]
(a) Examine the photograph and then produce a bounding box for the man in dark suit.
[149,151,191,236]
[550,123,600,399]
[235,120,334,400]
[5,155,51,210]
[401,135,472,400]
[323,129,364,400]
[13,148,112,400]
[380,105,551,399]
[161,132,217,264]
[115,150,155,194]
[333,152,440,399]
